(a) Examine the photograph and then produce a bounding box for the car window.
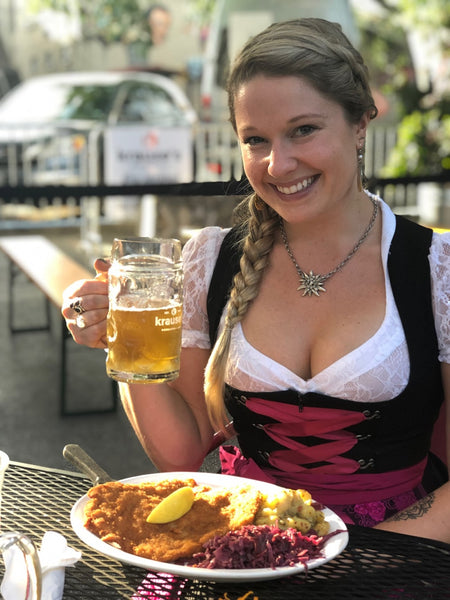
[0,80,67,123]
[0,80,117,123]
[118,84,184,126]
[59,85,118,120]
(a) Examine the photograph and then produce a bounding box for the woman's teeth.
[276,177,314,195]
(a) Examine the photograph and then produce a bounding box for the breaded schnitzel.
[84,478,263,563]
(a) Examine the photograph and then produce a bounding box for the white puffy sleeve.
[430,231,450,363]
[181,227,230,349]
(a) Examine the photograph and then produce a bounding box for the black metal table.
[1,461,450,599]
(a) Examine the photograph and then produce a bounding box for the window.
[119,84,183,126]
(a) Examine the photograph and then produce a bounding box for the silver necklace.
[279,197,379,297]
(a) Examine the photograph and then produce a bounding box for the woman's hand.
[61,258,110,348]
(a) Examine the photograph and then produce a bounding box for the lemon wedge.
[146,486,195,524]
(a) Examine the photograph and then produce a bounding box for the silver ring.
[70,299,86,314]
[76,315,86,329]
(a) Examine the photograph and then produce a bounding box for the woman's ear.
[355,110,371,140]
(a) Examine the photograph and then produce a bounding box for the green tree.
[357,18,421,117]
[27,0,151,45]
[27,0,214,45]
[188,0,215,25]
[355,0,450,176]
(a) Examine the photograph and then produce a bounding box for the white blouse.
[181,199,450,403]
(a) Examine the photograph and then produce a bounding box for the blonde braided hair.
[204,194,278,433]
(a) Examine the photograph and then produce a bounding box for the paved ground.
[0,224,220,480]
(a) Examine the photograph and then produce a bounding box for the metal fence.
[0,121,395,188]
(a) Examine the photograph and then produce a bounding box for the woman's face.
[234,75,369,224]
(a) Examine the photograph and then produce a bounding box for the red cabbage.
[185,524,334,570]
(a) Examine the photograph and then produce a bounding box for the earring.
[357,142,365,192]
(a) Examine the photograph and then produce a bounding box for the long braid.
[204,195,279,433]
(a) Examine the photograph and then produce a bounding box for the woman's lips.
[275,175,318,195]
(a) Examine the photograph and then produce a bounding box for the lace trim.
[338,489,424,526]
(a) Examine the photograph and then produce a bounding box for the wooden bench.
[0,235,117,416]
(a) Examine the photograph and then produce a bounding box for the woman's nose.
[267,142,297,177]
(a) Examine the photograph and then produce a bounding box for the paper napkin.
[1,531,82,600]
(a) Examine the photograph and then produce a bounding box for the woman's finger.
[66,314,108,349]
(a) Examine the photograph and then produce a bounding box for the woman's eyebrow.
[240,113,326,131]
[287,112,326,123]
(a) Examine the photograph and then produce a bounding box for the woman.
[63,19,450,541]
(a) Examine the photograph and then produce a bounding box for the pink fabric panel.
[219,445,426,506]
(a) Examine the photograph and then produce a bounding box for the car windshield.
[0,80,118,124]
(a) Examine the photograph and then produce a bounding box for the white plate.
[71,471,348,582]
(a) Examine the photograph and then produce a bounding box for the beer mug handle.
[0,531,42,600]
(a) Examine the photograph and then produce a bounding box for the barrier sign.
[104,125,193,184]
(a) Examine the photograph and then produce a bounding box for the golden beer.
[106,302,182,383]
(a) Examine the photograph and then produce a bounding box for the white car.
[0,70,197,185]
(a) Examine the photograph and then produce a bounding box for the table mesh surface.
[1,463,450,599]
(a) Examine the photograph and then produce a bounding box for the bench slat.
[0,235,93,307]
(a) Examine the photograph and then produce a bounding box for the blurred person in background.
[146,3,172,46]
[62,18,450,543]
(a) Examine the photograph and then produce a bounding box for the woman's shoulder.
[183,226,230,251]
[429,229,450,363]
[430,227,450,262]
[182,226,232,271]
[431,227,450,241]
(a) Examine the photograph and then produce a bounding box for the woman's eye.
[294,125,317,137]
[241,125,318,146]
[242,135,266,146]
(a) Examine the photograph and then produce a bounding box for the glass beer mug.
[106,237,183,384]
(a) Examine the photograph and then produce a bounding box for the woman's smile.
[275,175,319,196]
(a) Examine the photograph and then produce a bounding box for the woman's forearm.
[119,383,208,471]
[375,481,450,543]
[119,347,214,472]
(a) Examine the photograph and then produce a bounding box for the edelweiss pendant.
[298,271,327,297]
